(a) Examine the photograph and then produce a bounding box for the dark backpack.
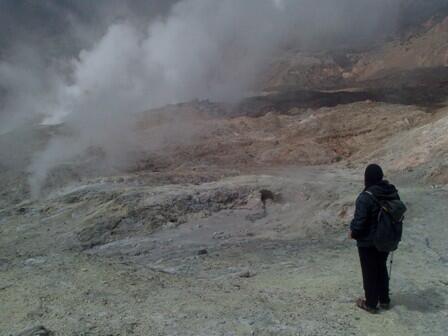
[365,191,407,252]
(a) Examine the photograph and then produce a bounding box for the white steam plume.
[0,0,403,196]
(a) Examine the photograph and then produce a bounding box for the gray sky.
[1,0,447,61]
[0,0,179,58]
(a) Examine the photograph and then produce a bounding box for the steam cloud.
[0,0,413,196]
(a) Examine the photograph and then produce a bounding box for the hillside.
[264,15,448,88]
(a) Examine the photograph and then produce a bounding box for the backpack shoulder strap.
[364,190,380,204]
[364,191,388,213]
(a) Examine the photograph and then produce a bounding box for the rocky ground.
[1,167,447,336]
[2,14,448,336]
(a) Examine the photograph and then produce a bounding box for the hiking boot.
[356,298,379,314]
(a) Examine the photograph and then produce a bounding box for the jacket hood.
[366,180,399,200]
[364,164,384,189]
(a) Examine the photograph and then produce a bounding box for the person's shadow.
[392,287,446,313]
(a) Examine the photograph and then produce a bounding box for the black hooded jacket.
[350,181,400,247]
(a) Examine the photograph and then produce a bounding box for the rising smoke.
[0,0,424,196]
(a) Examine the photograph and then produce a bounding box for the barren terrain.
[1,14,448,336]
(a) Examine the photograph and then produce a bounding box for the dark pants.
[358,246,390,308]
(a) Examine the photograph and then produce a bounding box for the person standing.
[350,164,401,313]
